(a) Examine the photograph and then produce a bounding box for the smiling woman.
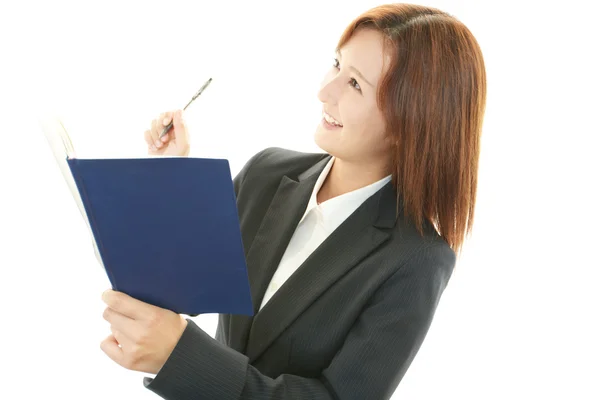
[128,3,488,400]
[314,28,393,195]
[317,8,486,252]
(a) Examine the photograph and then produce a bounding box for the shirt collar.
[299,156,392,226]
[299,156,335,223]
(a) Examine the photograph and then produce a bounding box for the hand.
[100,289,188,374]
[144,109,190,157]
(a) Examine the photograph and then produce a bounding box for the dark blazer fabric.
[144,147,456,400]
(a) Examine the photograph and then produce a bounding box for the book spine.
[68,159,118,291]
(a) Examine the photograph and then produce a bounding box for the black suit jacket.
[144,147,456,400]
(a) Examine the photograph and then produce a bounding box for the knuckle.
[132,330,144,344]
[110,296,121,310]
[147,310,162,326]
[131,343,144,357]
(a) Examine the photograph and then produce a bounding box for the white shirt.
[259,156,392,311]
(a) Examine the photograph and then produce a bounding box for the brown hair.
[337,3,487,255]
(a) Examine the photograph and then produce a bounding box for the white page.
[38,115,105,268]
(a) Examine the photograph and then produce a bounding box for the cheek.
[371,111,387,138]
[341,108,389,153]
[343,105,385,138]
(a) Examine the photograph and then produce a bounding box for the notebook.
[39,116,254,316]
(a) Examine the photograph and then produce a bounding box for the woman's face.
[315,28,392,164]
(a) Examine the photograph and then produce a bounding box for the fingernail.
[155,140,162,147]
[161,135,168,142]
[163,117,170,126]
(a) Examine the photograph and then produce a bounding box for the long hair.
[337,3,487,254]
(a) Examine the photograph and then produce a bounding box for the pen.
[159,77,213,139]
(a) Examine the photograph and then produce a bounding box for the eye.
[332,57,362,93]
[349,78,361,92]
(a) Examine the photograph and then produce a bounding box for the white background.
[1,1,598,399]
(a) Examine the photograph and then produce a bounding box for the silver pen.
[159,77,213,139]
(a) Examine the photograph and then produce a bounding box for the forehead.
[338,28,390,84]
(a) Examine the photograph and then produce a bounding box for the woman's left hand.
[100,289,188,374]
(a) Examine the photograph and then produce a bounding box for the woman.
[104,3,486,399]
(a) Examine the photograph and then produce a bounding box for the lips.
[323,110,343,127]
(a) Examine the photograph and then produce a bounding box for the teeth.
[323,111,342,127]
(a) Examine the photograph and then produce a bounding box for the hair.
[336,3,487,255]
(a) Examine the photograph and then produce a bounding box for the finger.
[158,130,175,149]
[150,112,169,147]
[150,118,162,148]
[149,114,161,141]
[144,129,156,151]
[100,334,125,365]
[164,130,175,144]
[160,112,173,142]
[103,306,141,340]
[110,325,136,349]
[102,289,158,320]
[156,111,173,143]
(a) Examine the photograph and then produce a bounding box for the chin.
[313,124,338,156]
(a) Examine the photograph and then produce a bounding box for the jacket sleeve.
[142,243,455,400]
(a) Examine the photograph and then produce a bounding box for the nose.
[317,72,341,105]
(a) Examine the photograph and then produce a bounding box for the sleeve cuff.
[143,319,249,400]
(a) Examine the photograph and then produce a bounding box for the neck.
[317,156,391,204]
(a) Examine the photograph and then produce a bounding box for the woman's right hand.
[144,109,190,157]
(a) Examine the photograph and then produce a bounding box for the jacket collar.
[227,153,402,363]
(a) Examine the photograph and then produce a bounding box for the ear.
[383,133,397,148]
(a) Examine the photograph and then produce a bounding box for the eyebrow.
[336,51,374,87]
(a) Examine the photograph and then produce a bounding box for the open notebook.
[39,116,254,316]
[39,117,105,266]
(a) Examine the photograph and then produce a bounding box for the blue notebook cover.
[66,156,254,316]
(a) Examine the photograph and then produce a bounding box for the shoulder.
[368,192,457,294]
[389,220,457,292]
[248,147,327,172]
[237,147,328,184]
[364,180,456,286]
[361,228,456,334]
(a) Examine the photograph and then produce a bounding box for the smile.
[322,111,343,127]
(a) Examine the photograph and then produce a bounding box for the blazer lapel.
[244,168,399,364]
[226,155,330,355]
